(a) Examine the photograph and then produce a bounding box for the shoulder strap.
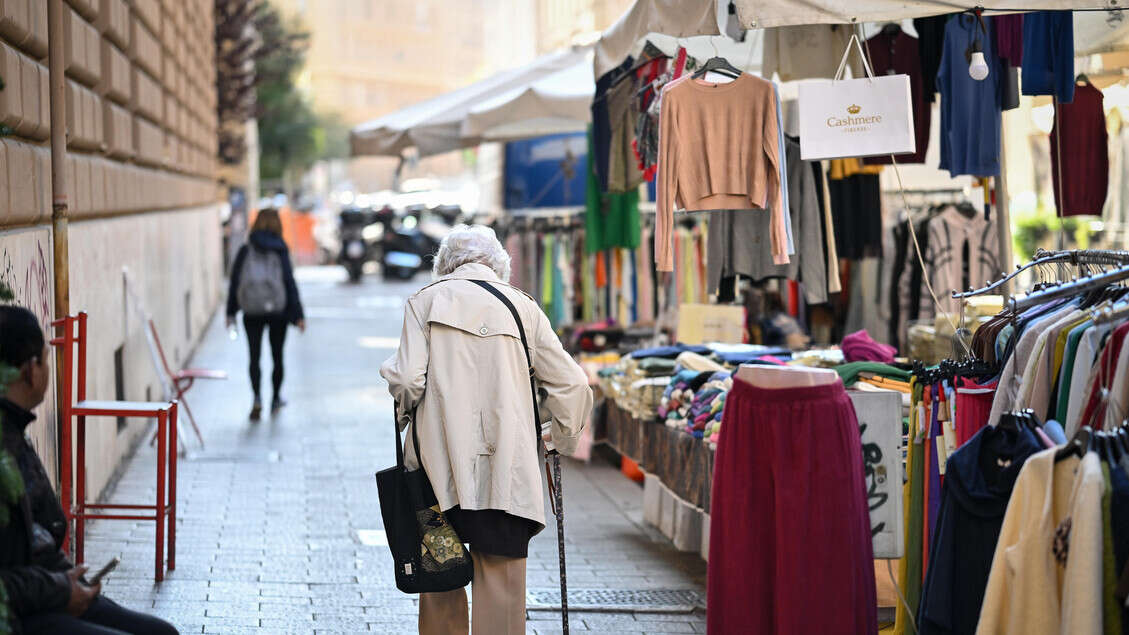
[469,280,543,455]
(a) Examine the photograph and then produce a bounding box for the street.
[81,267,706,634]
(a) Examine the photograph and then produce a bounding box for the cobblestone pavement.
[83,267,706,634]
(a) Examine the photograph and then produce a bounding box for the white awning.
[351,47,591,158]
[733,0,1120,29]
[594,0,724,78]
[461,58,595,141]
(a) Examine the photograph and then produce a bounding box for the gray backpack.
[237,247,287,315]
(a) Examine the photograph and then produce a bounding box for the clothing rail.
[952,248,1129,299]
[1091,300,1129,325]
[1010,263,1129,312]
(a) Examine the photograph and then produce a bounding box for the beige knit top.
[656,73,788,272]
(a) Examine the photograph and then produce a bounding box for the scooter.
[338,207,382,283]
[380,206,445,280]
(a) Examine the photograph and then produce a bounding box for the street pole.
[47,0,71,495]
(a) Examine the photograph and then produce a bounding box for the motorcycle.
[337,206,383,283]
[380,205,452,280]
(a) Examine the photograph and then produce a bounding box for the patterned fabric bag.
[376,405,473,594]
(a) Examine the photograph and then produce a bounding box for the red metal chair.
[52,312,178,582]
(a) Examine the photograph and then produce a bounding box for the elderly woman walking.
[380,225,592,635]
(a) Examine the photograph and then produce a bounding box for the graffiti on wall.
[0,230,57,485]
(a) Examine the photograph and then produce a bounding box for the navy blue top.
[937,14,1004,177]
[916,424,1041,634]
[1021,11,1075,103]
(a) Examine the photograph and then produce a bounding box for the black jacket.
[0,399,73,623]
[226,230,305,325]
[916,424,1041,634]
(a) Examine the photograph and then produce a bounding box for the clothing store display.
[1051,82,1109,216]
[938,14,1004,177]
[656,73,787,272]
[977,450,1105,635]
[862,27,931,165]
[762,24,862,81]
[1021,11,1075,103]
[917,424,1042,635]
[708,377,877,635]
[914,14,949,101]
[919,204,1001,318]
[995,13,1024,66]
[706,137,827,304]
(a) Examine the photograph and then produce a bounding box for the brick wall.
[0,0,224,497]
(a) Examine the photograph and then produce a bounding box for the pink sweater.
[656,73,788,272]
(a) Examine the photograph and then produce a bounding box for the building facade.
[0,0,223,498]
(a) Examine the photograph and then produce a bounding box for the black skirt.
[444,506,542,559]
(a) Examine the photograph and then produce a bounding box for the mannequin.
[735,363,840,389]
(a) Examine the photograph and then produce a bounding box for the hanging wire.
[856,22,972,356]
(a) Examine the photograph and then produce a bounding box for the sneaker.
[250,401,262,421]
[271,398,287,414]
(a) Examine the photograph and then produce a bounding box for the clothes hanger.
[692,40,742,80]
[1055,425,1093,462]
[692,57,743,80]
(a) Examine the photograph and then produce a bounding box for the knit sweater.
[656,73,786,271]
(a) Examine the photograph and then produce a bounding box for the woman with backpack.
[226,208,306,420]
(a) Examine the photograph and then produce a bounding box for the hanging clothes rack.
[952,248,1129,299]
[1010,262,1129,312]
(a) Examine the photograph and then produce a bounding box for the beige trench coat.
[380,263,592,527]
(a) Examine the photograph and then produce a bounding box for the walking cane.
[546,451,568,633]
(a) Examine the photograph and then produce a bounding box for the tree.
[252,3,324,193]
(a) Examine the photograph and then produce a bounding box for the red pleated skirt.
[707,377,877,635]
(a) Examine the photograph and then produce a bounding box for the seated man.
[0,306,178,635]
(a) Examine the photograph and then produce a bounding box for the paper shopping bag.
[798,34,916,160]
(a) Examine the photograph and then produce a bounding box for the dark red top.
[863,28,932,165]
[1050,82,1109,216]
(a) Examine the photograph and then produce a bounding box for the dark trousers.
[21,596,178,634]
[243,314,288,401]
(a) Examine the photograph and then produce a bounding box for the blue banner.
[504,132,587,209]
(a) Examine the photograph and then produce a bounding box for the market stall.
[577,1,1129,633]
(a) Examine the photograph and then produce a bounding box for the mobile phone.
[88,557,120,585]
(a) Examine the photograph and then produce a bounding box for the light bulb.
[969,52,990,81]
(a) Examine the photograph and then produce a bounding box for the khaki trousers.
[418,551,526,635]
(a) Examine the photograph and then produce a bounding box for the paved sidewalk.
[83,268,706,634]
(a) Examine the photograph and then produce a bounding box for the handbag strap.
[469,280,543,456]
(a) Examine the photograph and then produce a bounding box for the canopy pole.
[997,109,1014,297]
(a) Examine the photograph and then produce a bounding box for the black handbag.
[375,405,474,594]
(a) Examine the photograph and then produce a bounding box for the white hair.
[432,224,512,282]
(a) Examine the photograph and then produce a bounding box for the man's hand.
[65,566,100,617]
[225,316,234,330]
[297,319,307,333]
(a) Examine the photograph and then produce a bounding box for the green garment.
[835,361,913,387]
[585,125,641,253]
[1055,320,1092,423]
[541,234,554,315]
[551,238,566,327]
[1103,462,1122,635]
[581,251,595,323]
